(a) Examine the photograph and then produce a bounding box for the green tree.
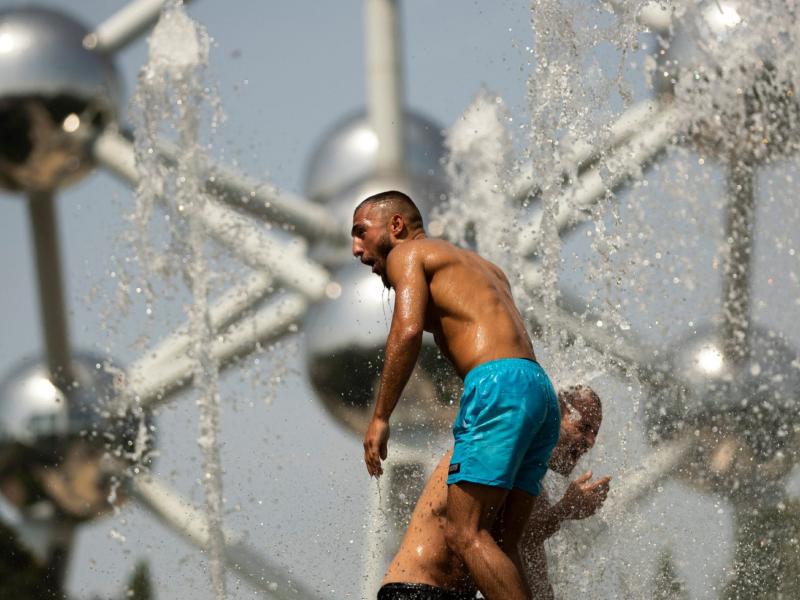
[723,499,800,600]
[124,561,153,600]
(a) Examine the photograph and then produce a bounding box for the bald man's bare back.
[392,238,535,377]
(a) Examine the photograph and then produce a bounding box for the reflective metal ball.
[304,263,461,442]
[0,7,121,192]
[0,352,155,473]
[644,324,800,497]
[303,109,447,233]
[654,0,800,161]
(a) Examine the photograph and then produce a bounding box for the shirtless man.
[379,386,609,600]
[352,190,567,600]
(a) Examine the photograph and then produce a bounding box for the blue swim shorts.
[447,358,560,496]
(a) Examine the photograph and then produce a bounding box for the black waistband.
[377,582,475,600]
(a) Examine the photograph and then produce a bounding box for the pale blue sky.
[1,1,799,599]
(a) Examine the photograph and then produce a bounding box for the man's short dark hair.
[354,190,424,231]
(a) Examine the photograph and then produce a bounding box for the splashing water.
[524,1,655,343]
[436,88,521,289]
[130,3,227,599]
[110,0,800,597]
[439,0,780,597]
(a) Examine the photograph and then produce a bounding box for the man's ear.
[390,214,405,236]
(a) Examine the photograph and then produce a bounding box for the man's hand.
[363,417,390,477]
[556,470,611,520]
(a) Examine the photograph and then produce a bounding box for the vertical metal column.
[721,160,755,361]
[27,190,73,383]
[365,0,406,177]
[361,2,413,588]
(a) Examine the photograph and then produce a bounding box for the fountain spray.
[131,3,227,598]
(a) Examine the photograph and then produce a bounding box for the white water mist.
[130,4,227,599]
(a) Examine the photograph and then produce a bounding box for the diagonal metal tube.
[513,105,689,392]
[508,99,662,203]
[187,199,329,301]
[130,475,322,599]
[127,271,274,389]
[556,436,693,563]
[721,160,755,361]
[155,140,346,244]
[27,190,73,383]
[515,105,682,256]
[523,290,680,394]
[91,129,330,301]
[84,0,196,54]
[126,293,307,408]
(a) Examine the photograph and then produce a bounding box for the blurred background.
[0,1,798,599]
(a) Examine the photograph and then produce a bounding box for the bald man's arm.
[363,244,428,476]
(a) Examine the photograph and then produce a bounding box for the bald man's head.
[353,190,424,233]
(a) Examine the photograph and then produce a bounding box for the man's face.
[549,393,601,476]
[352,205,394,288]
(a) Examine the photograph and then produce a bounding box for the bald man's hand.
[363,416,390,477]
[556,470,611,520]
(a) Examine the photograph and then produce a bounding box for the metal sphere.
[304,262,461,442]
[0,7,121,192]
[644,324,800,497]
[654,0,800,161]
[303,109,448,229]
[0,352,154,472]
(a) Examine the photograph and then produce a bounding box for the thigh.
[446,481,509,532]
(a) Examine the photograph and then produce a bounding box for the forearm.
[372,328,422,421]
[525,501,570,545]
[524,542,554,600]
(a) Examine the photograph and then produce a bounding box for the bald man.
[353,189,564,598]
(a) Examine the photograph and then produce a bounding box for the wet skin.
[353,202,547,599]
[351,205,536,407]
[382,397,609,597]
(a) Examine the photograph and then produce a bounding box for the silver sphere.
[0,352,154,473]
[0,7,121,192]
[654,0,800,161]
[303,109,447,231]
[645,324,800,497]
[304,263,461,442]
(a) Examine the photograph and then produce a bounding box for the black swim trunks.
[377,582,475,600]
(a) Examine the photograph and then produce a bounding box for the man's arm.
[363,244,429,477]
[523,471,611,545]
[526,543,555,600]
[519,473,610,597]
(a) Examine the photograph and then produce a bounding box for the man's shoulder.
[388,238,454,264]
